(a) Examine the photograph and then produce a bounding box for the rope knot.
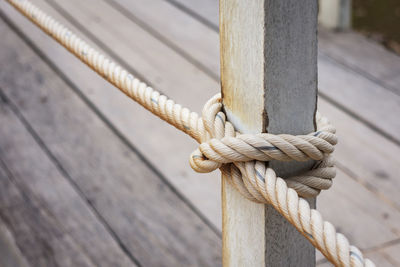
[190,94,338,199]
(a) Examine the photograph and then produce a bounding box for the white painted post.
[220,0,318,266]
[319,0,352,30]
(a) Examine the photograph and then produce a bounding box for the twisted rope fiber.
[6,0,375,266]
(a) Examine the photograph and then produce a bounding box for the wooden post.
[318,0,352,30]
[220,0,318,266]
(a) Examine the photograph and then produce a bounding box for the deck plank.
[0,92,135,266]
[1,0,400,256]
[0,168,30,267]
[319,29,400,96]
[107,0,220,77]
[318,169,400,249]
[318,94,400,211]
[363,242,400,267]
[163,0,219,28]
[377,243,400,266]
[318,54,400,145]
[0,19,221,267]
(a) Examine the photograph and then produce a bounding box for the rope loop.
[190,94,338,198]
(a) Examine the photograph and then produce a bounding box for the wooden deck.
[0,0,399,266]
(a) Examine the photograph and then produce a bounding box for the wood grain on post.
[220,0,318,266]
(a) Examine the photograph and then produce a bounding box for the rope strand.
[6,0,375,266]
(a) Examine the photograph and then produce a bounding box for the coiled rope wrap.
[190,94,337,199]
[6,0,375,266]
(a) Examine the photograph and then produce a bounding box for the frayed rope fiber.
[6,0,375,266]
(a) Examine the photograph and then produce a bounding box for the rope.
[190,95,337,198]
[6,0,375,266]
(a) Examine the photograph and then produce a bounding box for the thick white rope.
[6,0,376,266]
[190,95,337,198]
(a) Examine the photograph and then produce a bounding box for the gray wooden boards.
[0,167,29,267]
[0,18,221,267]
[319,28,400,96]
[1,0,400,265]
[0,79,134,266]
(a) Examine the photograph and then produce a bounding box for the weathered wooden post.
[220,0,318,266]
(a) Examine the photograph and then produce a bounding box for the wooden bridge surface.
[0,0,400,266]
